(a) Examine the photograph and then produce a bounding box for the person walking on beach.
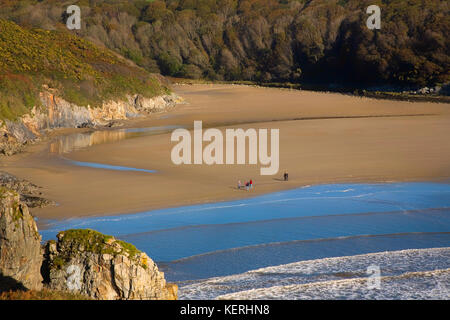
[250,179,253,189]
[245,181,249,191]
[238,180,241,190]
[284,171,288,181]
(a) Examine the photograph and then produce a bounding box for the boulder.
[418,87,430,94]
[0,188,43,291]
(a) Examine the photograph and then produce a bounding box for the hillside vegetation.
[0,0,448,90]
[0,19,169,120]
[0,288,91,300]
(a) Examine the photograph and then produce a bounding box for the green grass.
[52,229,145,269]
[0,19,170,121]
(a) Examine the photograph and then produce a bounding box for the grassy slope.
[0,19,170,121]
[0,289,92,300]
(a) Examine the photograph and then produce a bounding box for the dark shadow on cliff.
[40,247,51,285]
[0,274,27,293]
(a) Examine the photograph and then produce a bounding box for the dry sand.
[2,84,450,222]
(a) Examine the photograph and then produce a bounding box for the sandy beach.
[2,84,450,222]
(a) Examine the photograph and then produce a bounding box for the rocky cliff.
[0,188,177,300]
[0,188,43,291]
[42,229,177,300]
[0,89,181,156]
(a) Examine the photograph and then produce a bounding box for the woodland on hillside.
[0,0,449,89]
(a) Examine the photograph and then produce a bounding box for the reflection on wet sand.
[49,125,183,154]
[50,130,126,154]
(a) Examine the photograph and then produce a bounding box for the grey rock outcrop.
[0,171,55,208]
[43,229,177,300]
[0,131,24,156]
[0,188,43,291]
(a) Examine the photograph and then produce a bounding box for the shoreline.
[169,78,450,104]
[2,84,450,225]
[38,180,450,280]
[35,177,450,231]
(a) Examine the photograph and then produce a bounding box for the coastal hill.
[0,19,170,121]
[0,0,448,89]
[0,19,179,155]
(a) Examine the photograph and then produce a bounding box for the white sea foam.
[217,269,450,300]
[178,247,450,300]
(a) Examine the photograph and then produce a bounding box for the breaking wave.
[178,247,450,300]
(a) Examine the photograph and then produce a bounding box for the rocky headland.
[43,229,177,300]
[0,187,177,300]
[0,19,183,157]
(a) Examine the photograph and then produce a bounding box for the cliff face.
[0,90,181,155]
[43,229,177,300]
[0,188,177,300]
[0,188,43,291]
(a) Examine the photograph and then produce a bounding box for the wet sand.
[2,84,450,222]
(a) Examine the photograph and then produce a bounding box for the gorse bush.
[0,19,169,121]
[0,0,447,89]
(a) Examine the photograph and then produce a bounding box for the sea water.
[39,182,450,299]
